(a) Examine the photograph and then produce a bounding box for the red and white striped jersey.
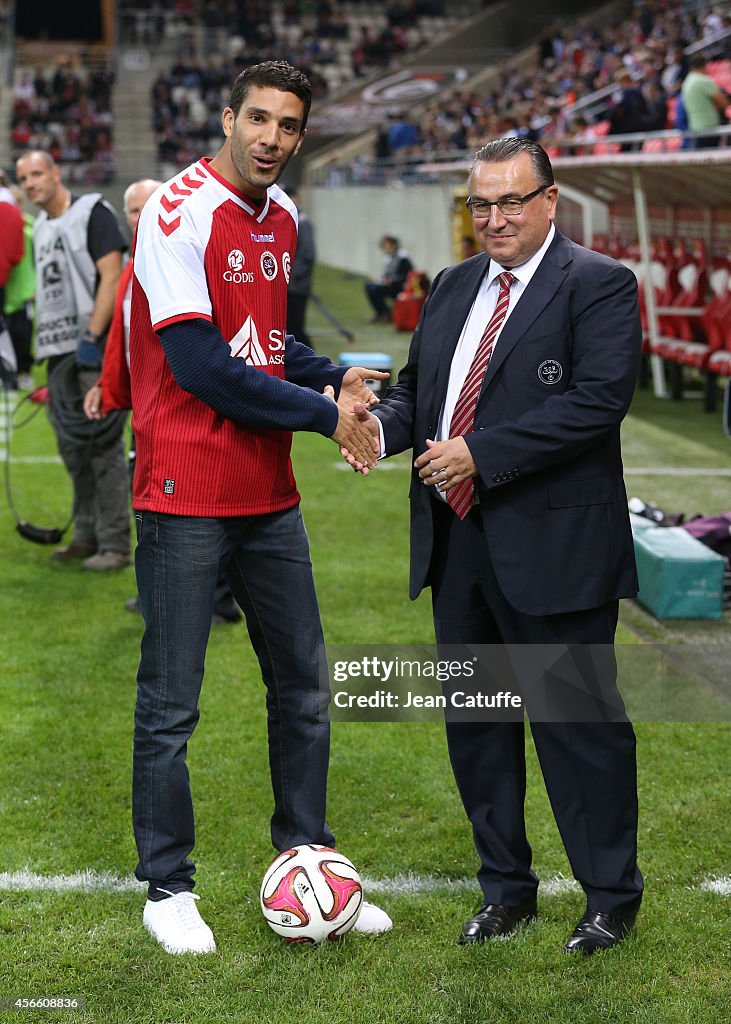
[130,158,302,516]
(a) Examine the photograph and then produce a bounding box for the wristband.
[76,331,102,369]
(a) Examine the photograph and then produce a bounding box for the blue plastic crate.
[338,352,393,398]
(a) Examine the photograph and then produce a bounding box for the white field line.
[0,452,63,464]
[0,869,145,893]
[1,869,728,897]
[361,873,580,897]
[699,876,731,896]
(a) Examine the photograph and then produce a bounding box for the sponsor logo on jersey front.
[229,316,269,366]
[282,252,291,284]
[260,251,278,281]
[229,316,287,366]
[251,232,275,243]
[223,248,254,283]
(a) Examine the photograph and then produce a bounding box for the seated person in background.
[364,234,413,324]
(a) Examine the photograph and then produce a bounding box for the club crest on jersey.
[260,251,278,281]
[223,248,254,284]
[282,252,291,284]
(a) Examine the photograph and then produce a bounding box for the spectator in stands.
[11,57,116,184]
[681,52,729,147]
[334,0,711,176]
[643,79,669,131]
[608,69,648,149]
[364,235,414,324]
[564,114,601,154]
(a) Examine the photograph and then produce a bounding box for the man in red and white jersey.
[129,61,391,955]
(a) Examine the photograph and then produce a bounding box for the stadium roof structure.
[552,148,731,398]
[551,148,731,211]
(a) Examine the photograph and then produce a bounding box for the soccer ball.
[260,844,363,943]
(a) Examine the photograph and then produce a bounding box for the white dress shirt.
[376,224,556,466]
[437,224,556,441]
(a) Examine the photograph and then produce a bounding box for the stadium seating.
[10,57,116,184]
[150,1,464,169]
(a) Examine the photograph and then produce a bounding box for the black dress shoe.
[459,900,537,944]
[563,905,639,954]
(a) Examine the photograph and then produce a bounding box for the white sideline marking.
[0,869,144,893]
[0,869,577,897]
[699,876,731,896]
[361,872,580,896]
[0,452,63,464]
[0,869,727,897]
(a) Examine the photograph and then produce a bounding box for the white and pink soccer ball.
[260,844,363,943]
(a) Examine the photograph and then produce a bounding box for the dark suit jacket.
[374,230,642,616]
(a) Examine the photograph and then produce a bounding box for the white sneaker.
[352,900,393,935]
[143,890,216,954]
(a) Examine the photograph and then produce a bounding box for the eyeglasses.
[465,185,549,218]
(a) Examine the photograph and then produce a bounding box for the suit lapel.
[478,232,571,396]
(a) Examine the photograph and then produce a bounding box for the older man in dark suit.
[345,138,643,954]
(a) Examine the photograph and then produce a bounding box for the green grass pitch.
[0,264,729,1023]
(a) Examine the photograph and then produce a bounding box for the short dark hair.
[689,53,707,71]
[470,138,555,189]
[228,61,312,131]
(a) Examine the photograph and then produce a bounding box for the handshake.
[324,366,385,472]
[328,367,479,491]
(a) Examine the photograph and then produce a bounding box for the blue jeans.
[132,505,334,892]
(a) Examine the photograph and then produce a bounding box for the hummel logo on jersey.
[251,232,275,243]
[229,316,269,366]
[157,167,206,235]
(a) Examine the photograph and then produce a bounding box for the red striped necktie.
[447,271,514,519]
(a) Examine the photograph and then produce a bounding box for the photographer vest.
[33,193,101,359]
